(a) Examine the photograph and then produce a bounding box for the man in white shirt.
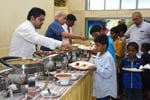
[125,11,150,57]
[62,14,77,44]
[9,7,70,58]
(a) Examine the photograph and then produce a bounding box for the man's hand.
[61,41,71,49]
[80,36,88,41]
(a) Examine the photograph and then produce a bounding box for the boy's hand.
[88,65,97,71]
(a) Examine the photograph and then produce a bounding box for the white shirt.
[62,24,73,43]
[125,21,150,56]
[93,52,117,98]
[9,20,62,58]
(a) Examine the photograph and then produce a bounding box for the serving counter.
[0,48,96,100]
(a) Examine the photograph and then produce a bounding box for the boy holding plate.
[88,34,117,100]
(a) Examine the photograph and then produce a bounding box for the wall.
[0,0,54,57]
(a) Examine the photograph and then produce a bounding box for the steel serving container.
[4,58,44,75]
[0,62,14,91]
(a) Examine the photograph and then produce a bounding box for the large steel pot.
[4,58,44,75]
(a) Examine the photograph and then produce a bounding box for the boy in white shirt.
[88,34,117,100]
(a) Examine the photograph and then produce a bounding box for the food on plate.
[75,62,80,66]
[75,63,87,67]
[69,61,94,70]
[82,64,87,67]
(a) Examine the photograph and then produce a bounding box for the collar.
[127,56,139,62]
[26,20,35,29]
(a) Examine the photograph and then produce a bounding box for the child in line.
[110,26,124,70]
[110,25,127,100]
[117,24,127,58]
[88,34,117,100]
[141,43,150,100]
[90,25,116,62]
[119,42,143,100]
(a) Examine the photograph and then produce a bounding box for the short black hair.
[90,25,102,35]
[94,34,108,48]
[117,24,127,33]
[141,42,150,52]
[110,26,119,34]
[27,7,45,20]
[127,42,139,51]
[67,14,76,21]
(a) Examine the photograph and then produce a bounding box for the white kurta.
[93,52,117,98]
[62,24,73,43]
[9,20,62,58]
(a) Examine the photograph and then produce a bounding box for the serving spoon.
[47,88,51,95]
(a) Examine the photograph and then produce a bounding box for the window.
[87,0,150,10]
[121,0,136,9]
[138,0,150,9]
[88,0,104,10]
[105,0,120,10]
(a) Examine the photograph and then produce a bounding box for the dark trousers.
[125,88,142,100]
[96,96,112,100]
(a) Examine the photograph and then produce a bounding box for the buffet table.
[0,71,96,100]
[0,47,97,100]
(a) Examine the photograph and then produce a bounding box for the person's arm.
[118,58,125,73]
[124,25,133,39]
[61,32,88,40]
[19,28,70,50]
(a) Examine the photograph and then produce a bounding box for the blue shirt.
[108,35,116,61]
[120,56,143,89]
[41,20,65,51]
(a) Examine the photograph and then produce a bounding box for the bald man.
[41,11,87,51]
[125,11,150,57]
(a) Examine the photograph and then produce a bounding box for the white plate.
[69,61,94,70]
[142,64,150,70]
[122,67,143,72]
[78,45,92,50]
[72,44,93,50]
[72,44,82,47]
[40,90,61,98]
